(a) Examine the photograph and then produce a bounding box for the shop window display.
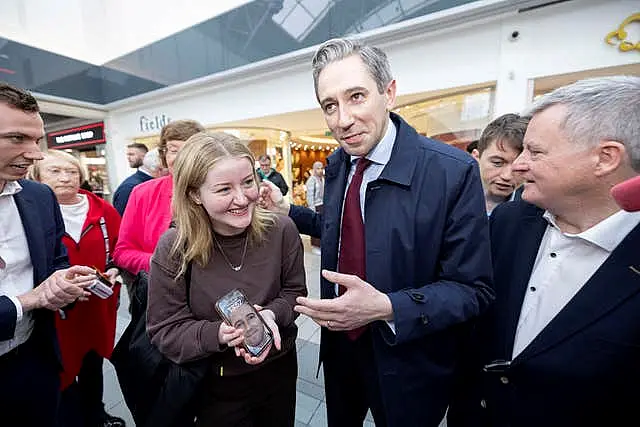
[289,140,336,208]
[394,87,495,152]
[60,145,112,200]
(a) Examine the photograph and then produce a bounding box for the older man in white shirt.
[448,75,640,427]
[0,82,96,426]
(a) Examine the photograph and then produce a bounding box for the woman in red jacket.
[31,150,125,427]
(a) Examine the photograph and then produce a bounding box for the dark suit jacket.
[449,201,640,427]
[289,113,494,426]
[257,168,289,196]
[0,179,69,366]
[112,170,153,216]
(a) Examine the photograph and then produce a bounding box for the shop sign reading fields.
[47,122,106,149]
[139,114,171,132]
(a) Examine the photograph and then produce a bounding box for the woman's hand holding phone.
[218,323,245,348]
[105,268,119,284]
[218,306,282,366]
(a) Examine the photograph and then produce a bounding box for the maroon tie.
[337,158,371,340]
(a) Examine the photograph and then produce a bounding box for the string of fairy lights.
[290,141,339,152]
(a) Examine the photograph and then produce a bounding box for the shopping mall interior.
[3,0,638,205]
[1,0,639,425]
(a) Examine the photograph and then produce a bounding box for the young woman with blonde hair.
[147,132,306,427]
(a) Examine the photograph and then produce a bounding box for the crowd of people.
[0,35,638,427]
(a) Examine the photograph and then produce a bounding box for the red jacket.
[55,189,121,389]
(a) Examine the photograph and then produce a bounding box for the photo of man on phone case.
[228,303,271,354]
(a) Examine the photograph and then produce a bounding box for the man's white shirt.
[0,181,35,355]
[512,209,640,358]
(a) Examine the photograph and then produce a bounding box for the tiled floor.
[103,236,443,426]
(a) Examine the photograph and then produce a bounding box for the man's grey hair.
[142,148,162,172]
[312,38,393,100]
[524,75,640,172]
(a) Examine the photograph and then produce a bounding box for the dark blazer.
[449,201,640,427]
[289,113,494,426]
[257,168,289,196]
[112,170,153,216]
[0,179,69,364]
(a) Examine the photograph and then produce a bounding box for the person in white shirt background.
[448,75,640,427]
[305,161,324,254]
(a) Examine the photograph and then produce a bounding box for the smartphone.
[86,267,114,299]
[215,289,273,357]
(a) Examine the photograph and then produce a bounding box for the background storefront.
[131,126,294,188]
[394,87,495,152]
[46,122,113,200]
[102,0,639,198]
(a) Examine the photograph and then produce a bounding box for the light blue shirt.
[340,117,397,332]
[347,117,397,220]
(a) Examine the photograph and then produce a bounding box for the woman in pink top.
[114,120,205,274]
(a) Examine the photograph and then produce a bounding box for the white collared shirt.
[0,181,35,355]
[512,209,640,358]
[347,117,397,220]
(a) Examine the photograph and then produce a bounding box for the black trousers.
[195,349,297,427]
[59,350,107,427]
[323,329,388,427]
[0,336,61,427]
[311,205,323,248]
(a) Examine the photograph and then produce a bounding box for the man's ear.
[385,79,397,111]
[471,148,481,162]
[595,140,626,177]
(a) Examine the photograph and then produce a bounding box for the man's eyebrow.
[0,131,26,137]
[344,86,368,94]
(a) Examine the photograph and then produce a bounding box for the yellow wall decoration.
[605,13,640,52]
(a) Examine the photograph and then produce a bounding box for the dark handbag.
[111,266,210,427]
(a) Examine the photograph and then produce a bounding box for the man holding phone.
[0,82,96,426]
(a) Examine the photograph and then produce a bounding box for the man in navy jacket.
[448,76,640,427]
[112,145,160,215]
[0,83,96,426]
[261,38,493,427]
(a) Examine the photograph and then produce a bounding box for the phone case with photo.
[215,289,274,357]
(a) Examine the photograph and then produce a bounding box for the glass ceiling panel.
[302,0,331,16]
[273,0,333,41]
[2,0,479,103]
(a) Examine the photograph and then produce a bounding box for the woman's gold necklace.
[213,232,248,272]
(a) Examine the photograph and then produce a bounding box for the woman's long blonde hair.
[170,132,276,277]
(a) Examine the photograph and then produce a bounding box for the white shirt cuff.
[7,296,23,322]
[385,320,396,335]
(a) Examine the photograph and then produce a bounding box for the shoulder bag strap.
[98,216,110,266]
